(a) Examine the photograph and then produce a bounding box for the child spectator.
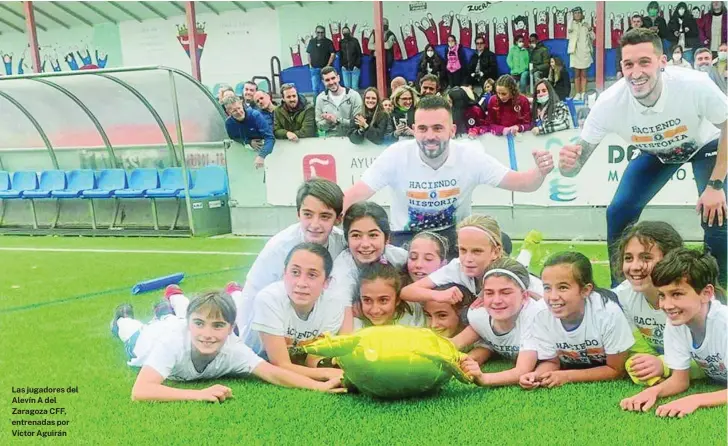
[485,75,532,136]
[507,35,530,93]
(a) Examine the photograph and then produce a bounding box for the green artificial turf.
[0,236,724,446]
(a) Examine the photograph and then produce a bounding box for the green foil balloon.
[294,325,473,399]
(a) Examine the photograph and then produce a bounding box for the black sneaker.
[153,300,175,320]
[110,303,134,339]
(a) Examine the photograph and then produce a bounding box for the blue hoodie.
[225,106,275,157]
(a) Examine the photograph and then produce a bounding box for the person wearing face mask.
[417,44,444,87]
[715,42,728,82]
[339,26,362,91]
[444,35,467,88]
[668,2,699,56]
[643,1,668,40]
[528,33,551,84]
[368,18,397,90]
[667,44,693,68]
[698,1,727,55]
[530,80,571,136]
[507,36,531,94]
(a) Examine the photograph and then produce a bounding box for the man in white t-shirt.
[558,28,728,287]
[343,94,554,255]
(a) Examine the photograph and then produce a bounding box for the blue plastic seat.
[0,171,38,199]
[52,169,96,198]
[0,171,10,192]
[82,169,128,198]
[22,170,66,198]
[178,166,228,198]
[114,168,159,198]
[146,168,192,198]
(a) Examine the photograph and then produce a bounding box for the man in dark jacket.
[339,26,362,90]
[307,25,336,100]
[273,84,316,142]
[528,33,550,82]
[643,1,669,40]
[223,97,275,170]
[467,36,498,89]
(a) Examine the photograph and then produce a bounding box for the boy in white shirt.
[233,178,346,340]
[246,243,346,382]
[110,290,344,403]
[621,249,727,418]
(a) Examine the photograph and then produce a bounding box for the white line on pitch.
[0,247,258,256]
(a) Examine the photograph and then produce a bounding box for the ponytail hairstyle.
[612,221,684,281]
[543,251,619,306]
[482,257,531,291]
[357,262,411,326]
[651,248,726,303]
[456,214,503,254]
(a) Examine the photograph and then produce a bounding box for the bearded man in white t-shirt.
[558,28,728,288]
[343,94,555,256]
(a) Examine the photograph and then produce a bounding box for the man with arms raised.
[558,28,728,286]
[344,95,554,257]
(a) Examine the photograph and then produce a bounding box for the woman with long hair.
[547,56,571,100]
[485,74,532,136]
[349,87,395,145]
[417,44,444,86]
[530,79,572,136]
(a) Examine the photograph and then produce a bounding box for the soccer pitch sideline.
[0,236,724,446]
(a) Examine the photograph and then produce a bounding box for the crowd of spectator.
[219,2,727,164]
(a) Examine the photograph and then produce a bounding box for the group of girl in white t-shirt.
[109,177,725,416]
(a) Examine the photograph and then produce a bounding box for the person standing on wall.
[342,94,554,258]
[339,26,362,91]
[567,6,595,101]
[557,28,728,288]
[643,1,669,42]
[368,18,396,90]
[307,25,336,101]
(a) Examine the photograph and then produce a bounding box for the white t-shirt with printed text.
[360,139,509,231]
[581,67,727,164]
[664,300,728,382]
[429,258,544,297]
[144,322,264,381]
[323,245,408,305]
[236,223,346,337]
[467,298,547,361]
[525,292,635,367]
[246,281,346,360]
[614,280,666,354]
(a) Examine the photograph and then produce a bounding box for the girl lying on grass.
[519,252,635,389]
[246,242,347,382]
[110,289,344,403]
[456,258,545,384]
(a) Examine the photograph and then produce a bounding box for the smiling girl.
[519,252,634,389]
[455,258,544,384]
[354,262,425,329]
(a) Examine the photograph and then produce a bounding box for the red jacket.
[486,94,532,135]
[463,104,489,137]
[698,12,728,48]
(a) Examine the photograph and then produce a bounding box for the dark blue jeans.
[607,139,727,286]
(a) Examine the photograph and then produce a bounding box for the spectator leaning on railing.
[243,81,258,109]
[253,91,276,129]
[223,96,275,169]
[315,66,363,137]
[273,83,316,142]
[531,79,571,136]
